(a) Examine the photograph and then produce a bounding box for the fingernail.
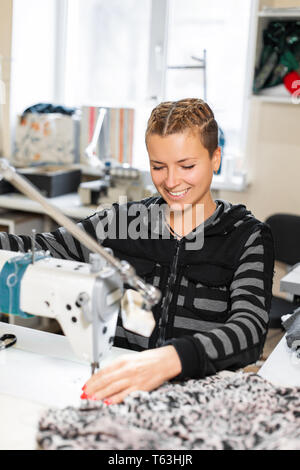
[82,384,86,391]
[80,392,88,399]
[103,399,113,405]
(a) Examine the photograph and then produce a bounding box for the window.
[64,0,152,106]
[63,0,252,179]
[10,0,57,127]
[64,0,153,168]
[166,0,252,169]
[10,0,253,185]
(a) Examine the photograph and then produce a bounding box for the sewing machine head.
[78,164,146,207]
[0,158,160,375]
[0,248,156,374]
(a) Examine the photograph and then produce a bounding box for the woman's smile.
[148,132,220,212]
[164,187,191,200]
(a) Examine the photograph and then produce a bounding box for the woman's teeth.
[167,188,189,198]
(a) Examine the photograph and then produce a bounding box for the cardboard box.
[0,167,82,198]
[17,167,82,198]
[0,179,14,195]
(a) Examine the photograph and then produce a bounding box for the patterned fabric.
[37,372,300,450]
[13,112,80,166]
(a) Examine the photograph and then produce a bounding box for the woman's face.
[147,131,221,211]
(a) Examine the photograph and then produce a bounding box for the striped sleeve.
[169,224,275,379]
[0,208,112,262]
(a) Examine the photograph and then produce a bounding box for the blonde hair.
[145,98,218,158]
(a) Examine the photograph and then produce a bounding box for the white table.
[258,335,300,387]
[258,264,300,387]
[0,193,97,221]
[0,322,136,450]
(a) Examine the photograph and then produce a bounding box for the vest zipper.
[156,238,182,347]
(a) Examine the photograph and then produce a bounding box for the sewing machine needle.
[91,362,99,376]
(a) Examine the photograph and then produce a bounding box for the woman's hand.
[82,345,182,405]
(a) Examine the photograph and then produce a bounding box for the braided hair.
[145,98,218,158]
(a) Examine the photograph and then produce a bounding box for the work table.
[0,192,96,221]
[1,320,299,450]
[0,321,136,450]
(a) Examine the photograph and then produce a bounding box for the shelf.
[251,94,294,104]
[258,8,300,18]
[250,8,300,104]
[211,174,248,192]
[0,193,96,220]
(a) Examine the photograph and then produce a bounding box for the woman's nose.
[164,169,180,188]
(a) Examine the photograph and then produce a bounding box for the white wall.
[219,100,300,221]
[218,0,300,297]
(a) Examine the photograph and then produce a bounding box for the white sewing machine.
[0,249,123,365]
[0,159,160,375]
[78,164,145,206]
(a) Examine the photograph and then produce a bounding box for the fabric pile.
[253,21,300,95]
[37,372,300,450]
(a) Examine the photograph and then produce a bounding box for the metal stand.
[167,50,207,100]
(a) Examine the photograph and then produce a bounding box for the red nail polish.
[103,399,113,405]
[82,384,86,391]
[80,392,88,399]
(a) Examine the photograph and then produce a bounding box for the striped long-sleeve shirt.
[0,198,274,380]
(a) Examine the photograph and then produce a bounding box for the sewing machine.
[78,164,145,206]
[0,159,161,375]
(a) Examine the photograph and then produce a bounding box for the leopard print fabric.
[37,372,300,450]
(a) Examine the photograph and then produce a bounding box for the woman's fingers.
[87,377,130,402]
[103,386,137,405]
[84,357,130,392]
[81,346,182,404]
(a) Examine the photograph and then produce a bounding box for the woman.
[0,98,274,404]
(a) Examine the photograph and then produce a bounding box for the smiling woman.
[146,99,221,235]
[0,98,274,405]
[80,98,275,403]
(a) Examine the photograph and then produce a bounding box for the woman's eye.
[182,165,195,169]
[152,166,164,171]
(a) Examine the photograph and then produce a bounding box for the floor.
[243,328,285,373]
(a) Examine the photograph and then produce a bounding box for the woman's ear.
[213,147,221,174]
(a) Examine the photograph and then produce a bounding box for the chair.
[265,214,300,329]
